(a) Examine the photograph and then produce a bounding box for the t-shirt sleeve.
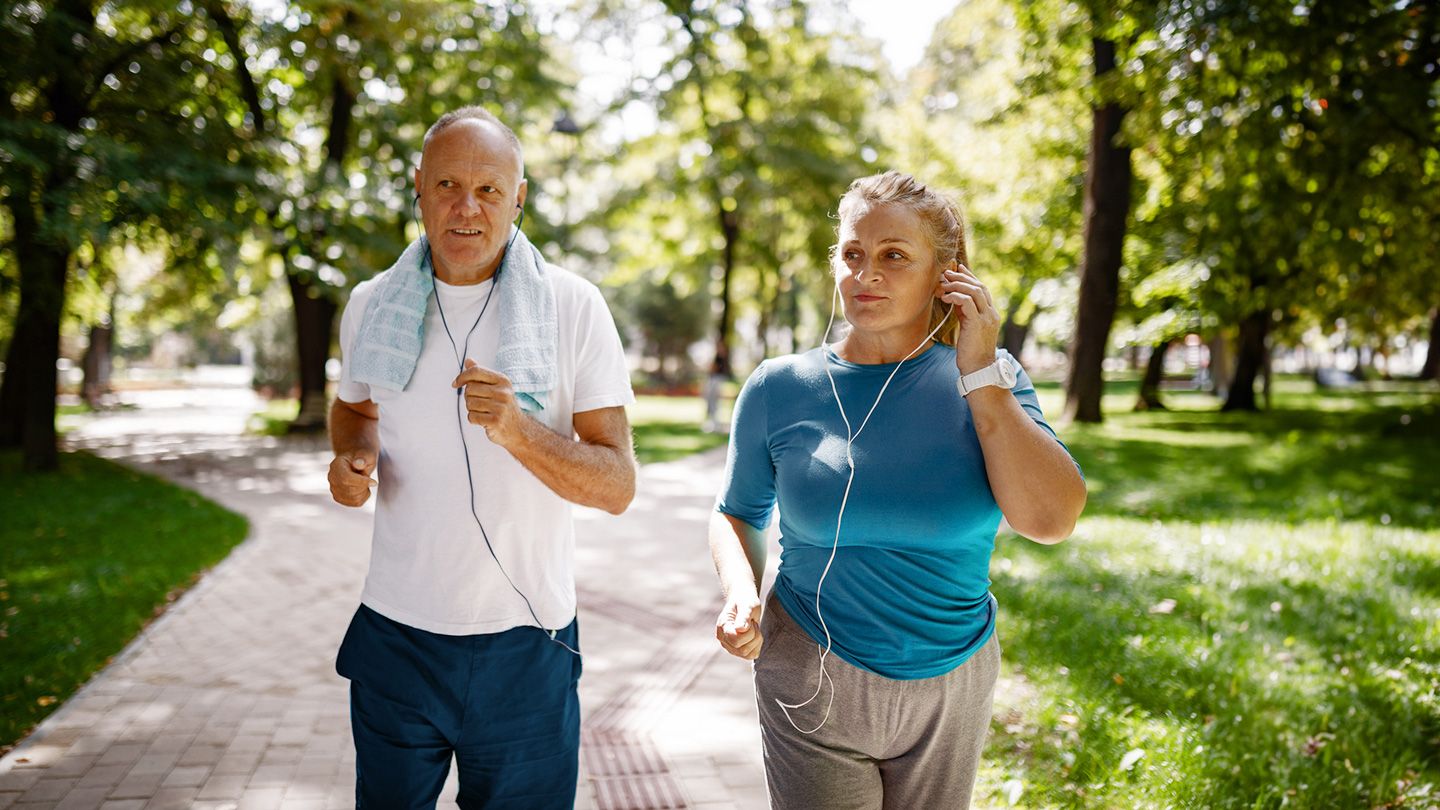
[571,281,635,413]
[1002,349,1083,477]
[715,362,776,530]
[336,283,372,404]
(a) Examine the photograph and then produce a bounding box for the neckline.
[434,275,496,299]
[821,342,943,371]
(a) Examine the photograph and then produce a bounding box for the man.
[327,106,636,808]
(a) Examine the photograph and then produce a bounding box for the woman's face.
[833,202,941,340]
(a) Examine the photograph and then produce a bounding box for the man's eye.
[481,185,498,194]
[438,180,455,188]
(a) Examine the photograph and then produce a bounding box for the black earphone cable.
[425,204,578,656]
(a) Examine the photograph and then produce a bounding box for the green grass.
[249,398,299,437]
[0,451,248,753]
[630,394,732,464]
[978,377,1440,809]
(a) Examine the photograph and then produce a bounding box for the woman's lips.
[853,294,885,302]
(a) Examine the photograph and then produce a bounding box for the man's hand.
[452,360,527,447]
[715,591,764,661]
[328,450,377,507]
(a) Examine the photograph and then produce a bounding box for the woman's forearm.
[709,510,768,598]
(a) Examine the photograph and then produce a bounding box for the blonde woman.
[709,171,1086,808]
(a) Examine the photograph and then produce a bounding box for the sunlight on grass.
[630,395,731,464]
[978,377,1440,809]
[0,451,248,752]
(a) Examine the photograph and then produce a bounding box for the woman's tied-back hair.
[833,170,969,346]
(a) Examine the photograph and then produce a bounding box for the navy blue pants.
[336,605,582,809]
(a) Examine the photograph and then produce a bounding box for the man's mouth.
[451,228,483,236]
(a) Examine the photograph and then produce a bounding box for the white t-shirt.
[336,267,634,636]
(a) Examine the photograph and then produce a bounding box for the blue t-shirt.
[717,343,1073,680]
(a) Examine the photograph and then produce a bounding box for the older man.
[327,106,636,808]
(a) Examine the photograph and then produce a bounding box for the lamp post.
[551,110,581,254]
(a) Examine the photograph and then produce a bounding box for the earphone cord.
[431,222,580,658]
[774,288,951,734]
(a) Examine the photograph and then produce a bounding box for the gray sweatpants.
[752,592,1001,810]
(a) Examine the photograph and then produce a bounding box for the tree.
[895,0,1088,369]
[1118,0,1440,409]
[592,0,882,368]
[0,1,254,469]
[204,0,566,430]
[1423,310,1440,381]
[1064,31,1134,423]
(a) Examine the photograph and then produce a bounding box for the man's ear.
[515,178,529,210]
[413,167,423,202]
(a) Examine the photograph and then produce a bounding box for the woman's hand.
[715,591,764,660]
[938,262,1002,374]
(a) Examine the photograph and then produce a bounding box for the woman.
[709,171,1086,809]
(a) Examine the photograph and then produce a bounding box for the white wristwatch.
[956,357,1018,397]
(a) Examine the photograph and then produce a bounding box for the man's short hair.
[421,106,524,171]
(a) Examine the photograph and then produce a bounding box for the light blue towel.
[349,230,556,413]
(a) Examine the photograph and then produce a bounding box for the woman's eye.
[843,251,861,261]
[886,251,906,261]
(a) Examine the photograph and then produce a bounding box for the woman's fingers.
[941,291,983,320]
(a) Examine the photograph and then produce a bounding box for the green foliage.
[0,2,258,257]
[592,0,885,361]
[0,450,248,751]
[618,277,710,385]
[979,379,1440,808]
[1119,1,1440,348]
[221,0,571,297]
[898,0,1088,348]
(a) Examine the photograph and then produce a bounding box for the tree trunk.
[287,66,354,433]
[81,313,114,409]
[1063,36,1133,424]
[712,206,739,371]
[1135,339,1171,411]
[0,233,70,470]
[1222,311,1269,411]
[0,0,91,468]
[287,272,337,432]
[1421,308,1439,381]
[1001,294,1031,362]
[1207,333,1230,399]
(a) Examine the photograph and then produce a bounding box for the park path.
[0,387,771,810]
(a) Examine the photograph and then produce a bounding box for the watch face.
[999,359,1018,387]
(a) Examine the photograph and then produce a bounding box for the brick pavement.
[0,393,771,810]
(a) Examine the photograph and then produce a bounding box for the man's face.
[413,120,527,283]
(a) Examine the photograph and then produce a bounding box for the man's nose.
[456,190,482,217]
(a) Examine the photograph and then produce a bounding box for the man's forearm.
[330,398,380,457]
[503,415,636,515]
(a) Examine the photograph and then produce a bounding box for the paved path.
[0,389,773,809]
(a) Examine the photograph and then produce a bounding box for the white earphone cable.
[774,284,950,734]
